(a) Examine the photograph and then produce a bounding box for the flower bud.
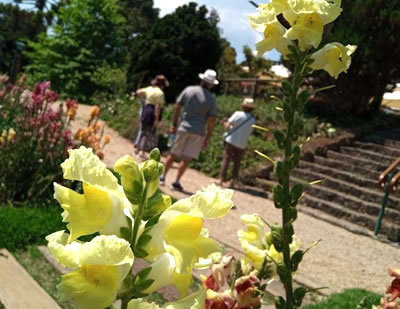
[149,148,161,162]
[114,155,143,203]
[143,192,171,220]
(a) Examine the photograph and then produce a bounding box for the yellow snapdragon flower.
[54,146,131,242]
[46,231,134,309]
[128,286,206,309]
[142,184,234,296]
[310,43,357,78]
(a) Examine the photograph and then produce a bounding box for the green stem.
[281,46,305,309]
[131,183,149,249]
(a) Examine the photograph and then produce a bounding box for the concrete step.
[292,168,400,211]
[0,249,61,309]
[361,135,400,149]
[323,151,388,177]
[298,160,378,190]
[352,141,400,158]
[299,194,400,241]
[340,146,397,166]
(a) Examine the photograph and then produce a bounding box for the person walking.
[135,75,169,159]
[219,98,256,189]
[160,69,219,191]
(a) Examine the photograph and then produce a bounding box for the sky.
[154,0,281,63]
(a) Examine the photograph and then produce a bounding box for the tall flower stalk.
[249,1,357,307]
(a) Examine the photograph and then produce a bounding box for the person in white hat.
[219,97,256,189]
[160,69,219,191]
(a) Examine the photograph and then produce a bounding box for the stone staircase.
[265,129,400,242]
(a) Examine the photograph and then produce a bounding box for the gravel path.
[70,104,399,298]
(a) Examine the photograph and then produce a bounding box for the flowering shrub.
[0,74,75,202]
[73,105,111,160]
[46,146,234,308]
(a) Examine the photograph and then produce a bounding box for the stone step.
[292,168,400,211]
[298,180,400,227]
[298,160,378,190]
[362,135,400,148]
[340,146,397,166]
[314,153,384,181]
[299,194,400,242]
[352,141,400,158]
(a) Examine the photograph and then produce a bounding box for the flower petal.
[58,264,120,309]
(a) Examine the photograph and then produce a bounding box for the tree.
[216,38,241,80]
[25,0,125,102]
[241,45,272,77]
[0,3,45,79]
[310,0,400,117]
[118,0,159,39]
[127,2,223,101]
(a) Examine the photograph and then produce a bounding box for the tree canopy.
[128,2,224,101]
[0,3,45,79]
[25,0,125,102]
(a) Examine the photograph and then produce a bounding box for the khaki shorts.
[171,131,205,159]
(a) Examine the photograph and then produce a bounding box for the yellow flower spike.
[256,20,291,57]
[141,185,233,295]
[128,286,206,309]
[249,3,276,32]
[55,183,112,242]
[284,12,324,50]
[46,231,134,309]
[55,147,132,241]
[271,0,289,13]
[288,0,342,25]
[237,214,268,250]
[310,43,357,79]
[239,239,267,271]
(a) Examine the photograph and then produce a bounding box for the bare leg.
[175,157,191,182]
[163,153,176,178]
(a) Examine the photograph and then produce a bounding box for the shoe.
[159,176,165,186]
[171,181,183,192]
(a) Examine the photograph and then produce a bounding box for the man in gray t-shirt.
[161,69,218,191]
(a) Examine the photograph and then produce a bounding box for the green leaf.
[274,296,286,309]
[292,118,304,139]
[273,185,284,209]
[290,145,301,169]
[294,287,307,307]
[136,266,152,281]
[133,247,148,258]
[120,227,132,242]
[134,279,154,291]
[127,180,143,205]
[277,263,289,284]
[291,250,304,272]
[145,213,162,228]
[271,224,283,252]
[290,206,298,221]
[282,80,293,98]
[273,130,286,149]
[290,183,304,206]
[274,161,284,184]
[137,233,152,247]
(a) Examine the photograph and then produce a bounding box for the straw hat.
[241,98,256,109]
[198,69,219,85]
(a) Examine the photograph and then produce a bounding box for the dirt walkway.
[70,104,399,297]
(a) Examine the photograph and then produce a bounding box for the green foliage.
[303,289,380,309]
[241,44,273,77]
[25,0,126,103]
[0,203,66,251]
[311,0,400,116]
[127,2,223,101]
[0,3,45,80]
